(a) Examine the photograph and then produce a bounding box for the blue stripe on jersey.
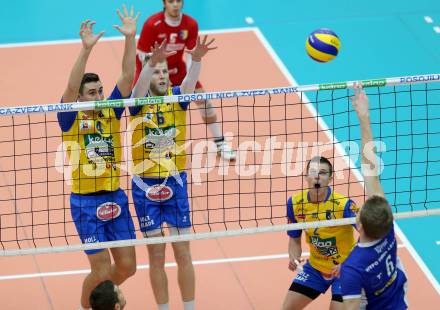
[343,199,356,218]
[309,35,339,56]
[57,110,77,132]
[128,105,142,116]
[108,86,127,119]
[287,196,301,238]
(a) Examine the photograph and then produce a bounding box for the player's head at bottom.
[90,280,126,310]
[357,195,393,241]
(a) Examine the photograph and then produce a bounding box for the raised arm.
[113,5,139,97]
[62,20,104,103]
[351,83,385,198]
[180,36,217,94]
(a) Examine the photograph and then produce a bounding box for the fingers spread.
[116,8,124,21]
[89,21,96,32]
[206,38,216,46]
[122,4,129,17]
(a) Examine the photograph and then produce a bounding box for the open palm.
[186,35,217,61]
[149,39,177,65]
[79,20,104,50]
[114,4,140,37]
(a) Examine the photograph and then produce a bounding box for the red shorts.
[169,62,203,90]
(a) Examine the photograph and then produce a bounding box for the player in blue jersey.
[340,83,408,310]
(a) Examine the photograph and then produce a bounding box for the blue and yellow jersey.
[129,86,189,177]
[57,86,125,194]
[287,187,359,275]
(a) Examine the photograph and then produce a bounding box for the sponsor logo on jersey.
[144,126,177,149]
[83,236,98,243]
[80,120,92,130]
[350,202,359,214]
[326,210,333,220]
[179,29,188,40]
[146,184,174,201]
[295,270,310,282]
[310,235,338,257]
[96,202,122,221]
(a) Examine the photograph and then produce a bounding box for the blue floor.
[2,0,440,287]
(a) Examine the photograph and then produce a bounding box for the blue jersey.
[340,224,408,310]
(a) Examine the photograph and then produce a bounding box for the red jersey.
[135,12,198,86]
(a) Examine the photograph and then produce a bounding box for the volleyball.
[306,28,340,62]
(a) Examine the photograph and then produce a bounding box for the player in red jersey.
[135,0,236,160]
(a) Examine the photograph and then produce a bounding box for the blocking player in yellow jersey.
[282,156,359,310]
[129,36,216,310]
[57,6,139,310]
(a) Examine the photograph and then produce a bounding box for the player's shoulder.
[331,191,356,210]
[144,12,165,27]
[290,191,308,205]
[343,246,366,268]
[182,13,198,27]
[331,191,351,202]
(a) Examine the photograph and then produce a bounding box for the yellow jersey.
[62,108,122,194]
[287,187,359,275]
[130,87,187,177]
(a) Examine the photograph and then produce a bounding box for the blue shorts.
[292,261,341,297]
[132,172,191,233]
[70,188,136,255]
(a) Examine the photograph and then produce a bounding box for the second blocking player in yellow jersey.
[129,36,217,310]
[282,156,359,310]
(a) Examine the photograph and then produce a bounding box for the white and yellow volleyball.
[306,28,340,63]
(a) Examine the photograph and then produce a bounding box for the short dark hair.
[163,0,184,9]
[90,280,118,310]
[80,73,101,95]
[359,195,393,240]
[306,156,333,177]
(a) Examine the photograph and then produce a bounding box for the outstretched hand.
[148,39,177,66]
[79,20,104,50]
[185,35,217,62]
[350,82,370,119]
[114,4,140,37]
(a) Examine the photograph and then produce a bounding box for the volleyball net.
[1,74,439,256]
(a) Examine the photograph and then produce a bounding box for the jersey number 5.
[170,33,178,44]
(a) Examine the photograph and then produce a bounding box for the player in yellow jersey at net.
[128,36,216,310]
[282,156,359,310]
[57,6,139,310]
